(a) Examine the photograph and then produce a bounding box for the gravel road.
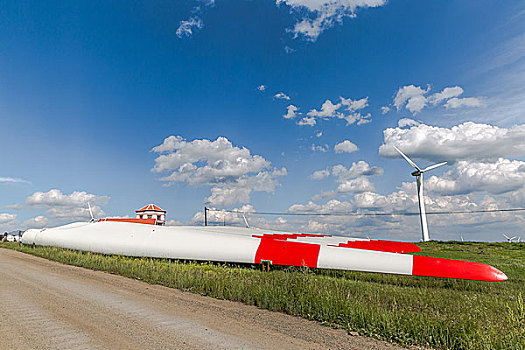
[0,248,404,350]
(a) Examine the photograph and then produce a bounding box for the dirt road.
[0,248,403,350]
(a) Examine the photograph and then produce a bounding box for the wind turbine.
[503,234,517,243]
[393,146,447,242]
[87,202,96,223]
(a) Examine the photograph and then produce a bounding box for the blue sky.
[2,0,525,241]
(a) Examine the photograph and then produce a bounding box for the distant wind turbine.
[393,146,447,242]
[503,234,517,243]
[87,202,96,223]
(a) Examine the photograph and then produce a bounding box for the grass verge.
[1,241,524,349]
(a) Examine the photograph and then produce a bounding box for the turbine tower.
[393,146,447,242]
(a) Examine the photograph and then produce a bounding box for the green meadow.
[2,241,524,349]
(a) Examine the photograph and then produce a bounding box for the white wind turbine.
[503,234,517,243]
[393,146,447,242]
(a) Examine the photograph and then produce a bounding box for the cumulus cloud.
[23,215,49,229]
[334,140,358,153]
[393,84,483,115]
[257,85,266,91]
[274,92,291,100]
[308,161,383,200]
[303,96,371,126]
[308,99,340,118]
[428,86,464,105]
[276,0,387,41]
[176,17,204,38]
[310,169,330,180]
[336,177,374,193]
[379,121,525,162]
[0,213,16,224]
[393,85,430,115]
[25,189,108,221]
[397,118,420,128]
[283,105,300,119]
[311,144,329,152]
[381,106,390,114]
[283,180,525,240]
[297,116,316,126]
[425,158,525,196]
[152,136,286,207]
[332,161,384,179]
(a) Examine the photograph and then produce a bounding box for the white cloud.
[26,189,107,208]
[0,176,31,184]
[315,131,323,137]
[303,96,371,126]
[397,118,420,128]
[297,116,316,126]
[0,213,16,224]
[332,161,384,179]
[336,177,374,193]
[283,104,300,119]
[283,181,525,240]
[344,112,372,126]
[428,86,464,105]
[379,121,525,162]
[310,169,330,180]
[25,189,108,221]
[311,144,329,152]
[444,97,484,109]
[308,161,383,201]
[307,99,340,118]
[340,96,369,111]
[257,85,266,91]
[334,140,358,153]
[276,0,387,41]
[176,17,204,38]
[165,219,183,226]
[274,92,291,100]
[393,85,430,115]
[393,84,483,115]
[152,136,286,207]
[425,158,525,196]
[23,215,49,229]
[381,106,390,114]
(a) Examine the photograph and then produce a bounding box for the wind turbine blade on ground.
[422,162,447,173]
[393,146,421,171]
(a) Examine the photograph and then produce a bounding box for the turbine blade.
[421,162,447,173]
[88,202,95,221]
[503,234,510,240]
[393,146,421,171]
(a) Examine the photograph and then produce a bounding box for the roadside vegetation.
[2,241,524,349]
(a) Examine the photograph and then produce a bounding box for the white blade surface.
[421,162,447,173]
[393,146,421,171]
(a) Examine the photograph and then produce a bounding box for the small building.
[135,204,166,226]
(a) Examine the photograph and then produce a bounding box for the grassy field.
[1,241,524,349]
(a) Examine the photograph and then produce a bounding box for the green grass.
[2,241,524,349]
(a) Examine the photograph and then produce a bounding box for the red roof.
[135,203,166,213]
